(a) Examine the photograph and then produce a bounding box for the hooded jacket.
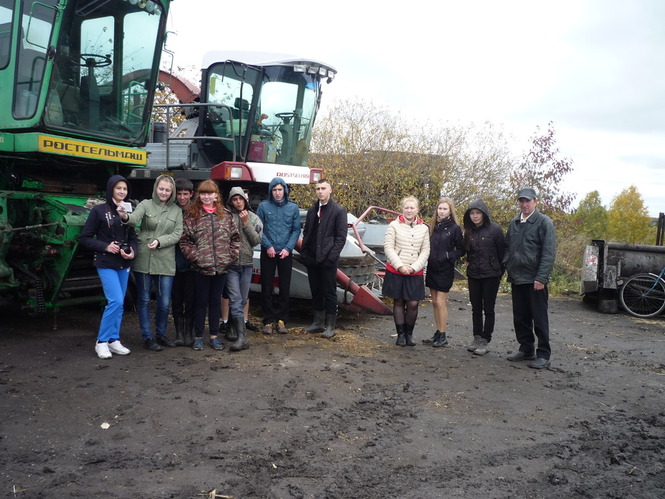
[256,177,301,253]
[124,175,183,276]
[79,175,138,270]
[503,208,556,285]
[226,186,263,267]
[463,199,505,279]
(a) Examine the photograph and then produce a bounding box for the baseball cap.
[517,188,537,200]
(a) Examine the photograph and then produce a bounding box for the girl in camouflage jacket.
[180,180,240,351]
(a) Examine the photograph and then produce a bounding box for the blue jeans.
[134,272,174,340]
[97,267,130,342]
[226,265,253,318]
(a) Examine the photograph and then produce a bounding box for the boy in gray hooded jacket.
[225,187,263,350]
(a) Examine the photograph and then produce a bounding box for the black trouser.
[511,283,551,360]
[171,270,195,321]
[193,272,226,338]
[260,249,292,324]
[306,263,338,316]
[468,276,501,342]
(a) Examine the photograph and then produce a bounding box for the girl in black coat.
[79,175,138,359]
[424,198,464,348]
[462,199,505,356]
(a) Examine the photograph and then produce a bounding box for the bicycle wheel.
[619,273,665,318]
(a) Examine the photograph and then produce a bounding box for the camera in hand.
[118,241,131,253]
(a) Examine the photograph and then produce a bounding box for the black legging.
[393,299,419,326]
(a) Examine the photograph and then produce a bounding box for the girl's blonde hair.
[400,195,420,212]
[429,198,459,236]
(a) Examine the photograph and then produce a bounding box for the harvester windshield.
[201,53,336,167]
[0,0,167,144]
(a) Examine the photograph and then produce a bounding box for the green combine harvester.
[0,0,172,313]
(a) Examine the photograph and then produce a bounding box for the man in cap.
[503,187,556,369]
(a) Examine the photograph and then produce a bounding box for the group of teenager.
[79,174,345,360]
[80,174,555,370]
[382,188,556,369]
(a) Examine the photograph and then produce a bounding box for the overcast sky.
[166,0,664,216]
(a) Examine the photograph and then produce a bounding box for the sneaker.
[245,320,259,332]
[144,338,164,351]
[95,341,112,359]
[209,337,225,350]
[473,338,489,356]
[467,335,483,352]
[276,320,288,334]
[108,340,130,355]
[527,357,551,369]
[262,323,274,335]
[192,337,204,351]
[220,321,229,336]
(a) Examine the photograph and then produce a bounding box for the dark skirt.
[425,267,454,292]
[382,271,425,300]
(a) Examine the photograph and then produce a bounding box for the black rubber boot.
[395,324,406,346]
[404,324,416,346]
[321,314,337,339]
[229,317,249,351]
[183,318,194,346]
[305,310,326,333]
[174,317,184,346]
[225,317,238,342]
[432,331,448,348]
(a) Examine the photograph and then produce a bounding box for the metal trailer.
[581,239,665,314]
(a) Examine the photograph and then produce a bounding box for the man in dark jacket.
[256,177,301,334]
[300,179,348,339]
[503,187,556,369]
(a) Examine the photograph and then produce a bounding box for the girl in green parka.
[119,175,183,351]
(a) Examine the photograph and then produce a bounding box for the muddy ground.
[1,288,664,499]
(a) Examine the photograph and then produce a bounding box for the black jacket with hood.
[79,175,138,270]
[462,199,505,279]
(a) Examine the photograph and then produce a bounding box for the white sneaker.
[95,341,112,359]
[108,340,131,355]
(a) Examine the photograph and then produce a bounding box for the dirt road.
[1,289,664,498]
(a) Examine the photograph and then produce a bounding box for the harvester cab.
[139,52,337,203]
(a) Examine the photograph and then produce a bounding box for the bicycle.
[619,267,665,318]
